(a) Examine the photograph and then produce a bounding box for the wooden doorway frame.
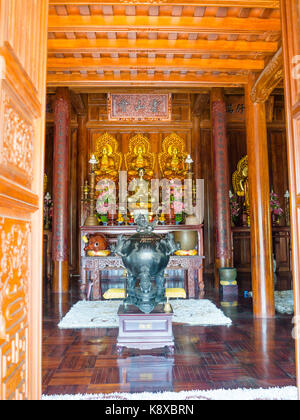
[280,0,300,400]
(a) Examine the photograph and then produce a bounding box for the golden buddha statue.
[159,133,188,180]
[232,155,250,226]
[164,146,188,179]
[94,133,122,183]
[128,167,157,212]
[125,134,155,181]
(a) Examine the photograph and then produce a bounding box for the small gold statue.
[232,155,250,226]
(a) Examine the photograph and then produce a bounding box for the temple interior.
[1,0,300,400]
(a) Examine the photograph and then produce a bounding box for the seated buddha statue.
[127,145,154,181]
[163,146,188,180]
[95,146,118,182]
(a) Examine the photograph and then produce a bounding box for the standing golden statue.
[159,133,188,180]
[125,134,155,181]
[128,167,157,212]
[94,133,122,183]
[232,155,250,226]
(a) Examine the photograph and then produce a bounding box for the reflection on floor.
[42,274,296,396]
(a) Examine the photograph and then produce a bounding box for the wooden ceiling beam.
[48,15,281,34]
[47,71,248,87]
[48,38,278,55]
[48,56,265,71]
[48,1,280,9]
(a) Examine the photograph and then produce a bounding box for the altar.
[80,224,205,300]
[79,127,205,301]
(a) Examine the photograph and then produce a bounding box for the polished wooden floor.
[42,276,296,396]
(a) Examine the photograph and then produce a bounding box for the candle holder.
[85,154,100,226]
[284,190,290,226]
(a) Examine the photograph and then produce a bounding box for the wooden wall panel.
[0,0,48,401]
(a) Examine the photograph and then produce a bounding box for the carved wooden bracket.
[250,47,283,104]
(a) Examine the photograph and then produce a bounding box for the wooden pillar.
[192,96,202,181]
[245,74,274,318]
[211,88,233,284]
[77,113,88,223]
[77,113,88,272]
[52,87,71,294]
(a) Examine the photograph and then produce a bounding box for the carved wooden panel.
[0,87,34,187]
[0,218,31,400]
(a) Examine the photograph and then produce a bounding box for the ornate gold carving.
[232,155,250,226]
[0,218,31,400]
[125,133,155,181]
[159,133,188,180]
[250,47,283,104]
[94,132,122,182]
[1,93,34,183]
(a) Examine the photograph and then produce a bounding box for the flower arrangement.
[270,190,284,223]
[229,192,241,226]
[170,180,184,224]
[96,179,116,223]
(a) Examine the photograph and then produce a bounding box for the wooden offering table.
[117,304,174,355]
[80,224,205,300]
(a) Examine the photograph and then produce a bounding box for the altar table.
[80,224,205,300]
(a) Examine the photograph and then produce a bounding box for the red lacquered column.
[52,88,70,294]
[211,88,233,285]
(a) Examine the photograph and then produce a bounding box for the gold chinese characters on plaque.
[108,94,172,121]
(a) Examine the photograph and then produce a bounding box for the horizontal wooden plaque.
[108,93,172,121]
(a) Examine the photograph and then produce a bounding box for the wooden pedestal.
[117,304,174,354]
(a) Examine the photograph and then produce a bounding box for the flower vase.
[169,206,175,225]
[108,211,116,226]
[271,213,280,226]
[175,214,183,225]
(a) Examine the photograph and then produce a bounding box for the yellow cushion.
[103,288,126,300]
[175,249,197,256]
[165,288,186,299]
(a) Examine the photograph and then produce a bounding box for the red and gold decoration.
[83,233,110,257]
[108,93,171,121]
